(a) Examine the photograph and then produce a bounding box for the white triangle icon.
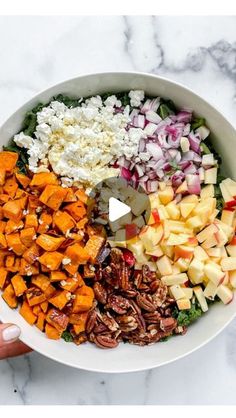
[108,197,131,222]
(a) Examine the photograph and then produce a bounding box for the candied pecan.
[95,267,103,281]
[121,289,137,298]
[143,312,161,324]
[160,317,177,333]
[117,315,138,332]
[136,294,156,312]
[107,294,130,314]
[74,333,88,345]
[110,248,124,265]
[94,335,119,349]
[149,280,162,293]
[142,265,157,283]
[85,309,97,334]
[93,282,107,304]
[134,272,142,289]
[129,300,146,331]
[93,323,109,334]
[101,313,119,332]
[152,283,168,307]
[118,263,130,290]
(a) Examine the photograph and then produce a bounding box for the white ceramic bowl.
[1,72,236,373]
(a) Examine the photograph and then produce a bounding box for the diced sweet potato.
[5,254,15,268]
[0,152,18,172]
[28,195,41,212]
[19,300,37,325]
[44,284,56,299]
[23,243,40,264]
[7,257,21,273]
[5,220,24,235]
[69,311,88,326]
[40,301,49,313]
[32,305,42,315]
[19,259,39,276]
[53,211,75,234]
[74,189,88,204]
[20,227,36,247]
[46,308,69,331]
[38,251,63,270]
[0,168,6,186]
[76,285,94,299]
[65,243,90,265]
[0,233,7,249]
[0,267,8,289]
[6,233,27,256]
[30,172,58,188]
[31,274,50,292]
[26,287,46,306]
[2,200,22,221]
[76,217,88,229]
[50,271,67,282]
[36,312,46,331]
[39,212,52,225]
[25,214,38,229]
[59,273,84,292]
[2,283,18,308]
[3,176,18,198]
[83,264,95,278]
[73,294,93,313]
[49,290,70,310]
[0,221,6,233]
[45,323,61,339]
[15,172,31,189]
[64,201,86,221]
[85,235,105,263]
[11,274,27,296]
[0,194,10,204]
[36,234,65,251]
[39,185,67,210]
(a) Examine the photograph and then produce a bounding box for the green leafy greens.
[173,303,203,327]
[61,331,73,342]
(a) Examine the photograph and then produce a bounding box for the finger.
[0,324,32,360]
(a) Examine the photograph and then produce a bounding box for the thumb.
[0,323,32,360]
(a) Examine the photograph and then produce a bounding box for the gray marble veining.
[0,15,236,405]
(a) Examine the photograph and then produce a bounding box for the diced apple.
[158,182,167,191]
[158,186,174,205]
[204,167,217,184]
[194,246,209,261]
[219,182,233,203]
[202,153,215,167]
[166,233,189,246]
[174,245,194,260]
[181,194,199,204]
[127,239,145,261]
[145,261,157,272]
[156,255,172,276]
[204,263,225,286]
[188,237,199,247]
[186,216,203,229]
[208,209,219,223]
[149,192,161,210]
[203,281,218,300]
[188,258,205,284]
[214,219,233,239]
[221,209,235,227]
[129,192,149,216]
[222,271,229,285]
[172,265,181,274]
[200,184,215,199]
[220,246,228,258]
[165,201,180,220]
[221,257,236,271]
[177,298,191,310]
[196,224,218,243]
[193,286,208,312]
[169,284,186,300]
[160,243,174,259]
[175,257,191,272]
[206,247,222,258]
[214,229,228,247]
[181,287,193,299]
[226,245,236,257]
[168,220,187,234]
[145,245,163,258]
[180,202,196,219]
[216,284,234,304]
[223,178,236,197]
[163,220,170,239]
[201,235,218,249]
[139,225,164,251]
[196,125,210,140]
[229,270,236,288]
[180,136,190,153]
[161,273,188,286]
[157,205,170,220]
[176,180,188,194]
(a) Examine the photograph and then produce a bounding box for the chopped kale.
[22,103,45,137]
[61,331,73,342]
[53,94,81,108]
[191,117,206,131]
[159,335,172,342]
[172,303,203,327]
[101,91,130,107]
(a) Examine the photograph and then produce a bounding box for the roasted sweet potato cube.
[0,233,7,249]
[36,234,65,251]
[85,235,105,263]
[5,254,15,268]
[69,311,88,326]
[2,200,22,221]
[0,167,6,186]
[28,195,41,211]
[15,172,31,189]
[0,267,8,289]
[83,264,95,278]
[38,251,63,270]
[73,294,93,313]
[36,312,46,331]
[53,211,75,234]
[39,212,52,225]
[74,189,88,204]
[0,151,18,172]
[6,233,27,256]
[50,271,67,282]
[7,257,21,273]
[44,284,56,299]
[5,220,24,235]
[0,194,10,204]
[76,217,88,229]
[39,185,67,210]
[2,283,18,308]
[49,290,71,310]
[40,301,49,313]
[31,274,51,292]
[64,201,86,221]
[76,285,94,299]
[63,263,79,275]
[65,243,90,265]
[63,188,77,203]
[46,308,69,331]
[25,214,38,229]
[0,221,6,233]
[11,274,27,296]
[19,300,37,325]
[30,172,58,188]
[23,243,40,264]
[26,287,46,306]
[32,305,42,315]
[20,227,36,247]
[45,323,61,340]
[59,274,84,292]
[3,176,18,198]
[19,259,39,276]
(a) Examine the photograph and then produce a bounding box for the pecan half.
[93,282,107,304]
[143,312,161,324]
[85,309,97,333]
[101,313,119,332]
[119,263,130,290]
[136,294,156,312]
[160,317,177,332]
[94,335,119,349]
[93,323,109,334]
[110,248,124,265]
[107,294,130,314]
[116,315,138,332]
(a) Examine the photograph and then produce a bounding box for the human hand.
[0,323,32,360]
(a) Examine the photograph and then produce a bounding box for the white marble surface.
[0,15,236,405]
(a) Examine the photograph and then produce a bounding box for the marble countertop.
[0,15,236,405]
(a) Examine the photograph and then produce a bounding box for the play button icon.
[108,197,131,222]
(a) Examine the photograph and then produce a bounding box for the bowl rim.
[1,70,236,373]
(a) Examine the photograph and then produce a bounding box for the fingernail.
[2,325,21,342]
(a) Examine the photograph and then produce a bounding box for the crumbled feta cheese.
[62,257,71,265]
[36,207,42,213]
[14,132,33,148]
[128,90,145,107]
[23,209,29,215]
[60,280,67,286]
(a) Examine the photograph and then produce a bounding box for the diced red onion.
[135,165,144,177]
[147,180,159,193]
[144,123,158,136]
[146,110,162,124]
[146,142,163,160]
[173,110,192,123]
[141,99,152,114]
[150,98,161,112]
[171,171,185,187]
[121,167,132,181]
[184,162,197,175]
[188,131,201,153]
